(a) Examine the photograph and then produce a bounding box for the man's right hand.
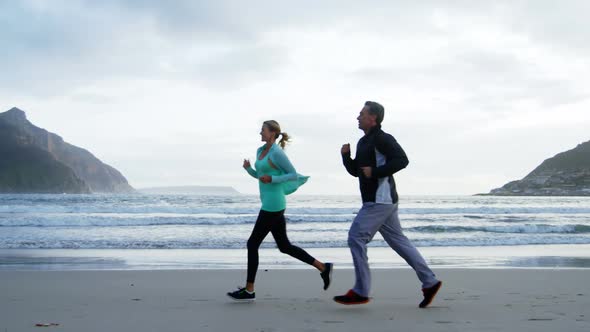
[243,159,251,168]
[341,143,351,155]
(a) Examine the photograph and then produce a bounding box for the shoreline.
[2,244,590,271]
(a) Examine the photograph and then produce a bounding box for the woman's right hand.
[243,159,251,169]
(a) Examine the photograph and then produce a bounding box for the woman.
[227,120,333,301]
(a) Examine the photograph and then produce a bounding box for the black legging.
[247,209,316,283]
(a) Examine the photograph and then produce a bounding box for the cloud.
[0,1,294,95]
[2,1,590,194]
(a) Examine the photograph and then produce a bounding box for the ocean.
[1,194,590,270]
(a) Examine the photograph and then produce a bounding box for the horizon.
[2,1,589,195]
[2,105,587,196]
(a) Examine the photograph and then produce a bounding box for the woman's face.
[260,124,275,142]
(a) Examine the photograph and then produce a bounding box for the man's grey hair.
[364,101,384,124]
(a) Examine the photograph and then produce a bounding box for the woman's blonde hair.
[263,120,290,149]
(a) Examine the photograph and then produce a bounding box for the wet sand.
[1,268,589,331]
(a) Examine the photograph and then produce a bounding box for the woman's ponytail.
[278,132,290,149]
[263,120,291,149]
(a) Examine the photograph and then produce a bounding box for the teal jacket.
[245,144,308,212]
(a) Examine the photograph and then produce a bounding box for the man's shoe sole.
[334,298,370,305]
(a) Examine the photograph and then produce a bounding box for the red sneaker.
[333,289,370,305]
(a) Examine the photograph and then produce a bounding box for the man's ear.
[369,113,378,124]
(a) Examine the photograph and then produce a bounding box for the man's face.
[357,106,376,131]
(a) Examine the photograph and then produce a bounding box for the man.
[334,101,442,308]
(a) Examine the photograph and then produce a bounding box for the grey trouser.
[348,202,438,297]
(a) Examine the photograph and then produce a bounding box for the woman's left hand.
[260,175,272,183]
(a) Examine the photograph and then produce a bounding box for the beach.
[1,268,589,331]
[3,0,590,330]
[2,194,590,331]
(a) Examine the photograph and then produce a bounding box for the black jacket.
[342,125,409,204]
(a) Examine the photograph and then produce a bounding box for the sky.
[1,0,590,195]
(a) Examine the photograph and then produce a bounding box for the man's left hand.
[260,175,272,183]
[361,167,372,178]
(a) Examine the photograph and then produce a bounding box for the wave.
[408,224,590,234]
[3,236,590,249]
[2,195,590,249]
[0,213,356,227]
[3,204,590,215]
[2,212,589,229]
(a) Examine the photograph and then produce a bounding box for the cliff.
[0,107,134,193]
[483,140,590,196]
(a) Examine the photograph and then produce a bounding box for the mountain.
[0,107,134,193]
[483,140,590,196]
[139,186,240,195]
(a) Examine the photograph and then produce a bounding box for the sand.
[1,268,589,331]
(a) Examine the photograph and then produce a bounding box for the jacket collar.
[364,124,382,137]
[260,143,278,151]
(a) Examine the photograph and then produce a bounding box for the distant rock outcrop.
[483,140,590,196]
[0,107,134,193]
